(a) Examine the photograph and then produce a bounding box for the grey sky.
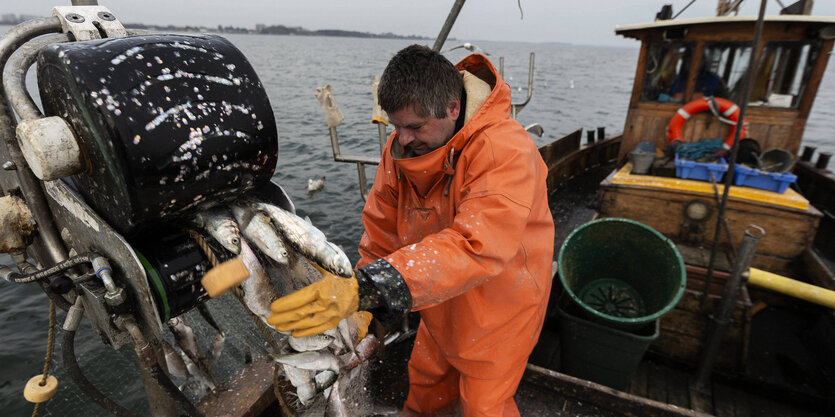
[9,1,835,47]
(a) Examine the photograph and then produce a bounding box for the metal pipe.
[701,0,768,306]
[3,33,71,121]
[115,315,186,417]
[328,126,378,200]
[72,0,99,4]
[748,267,835,309]
[432,0,467,52]
[511,52,535,118]
[327,127,380,165]
[694,225,764,391]
[0,17,66,267]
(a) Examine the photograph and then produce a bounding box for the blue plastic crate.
[675,155,728,182]
[732,164,797,193]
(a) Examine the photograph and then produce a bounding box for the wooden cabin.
[616,16,835,162]
[598,16,834,278]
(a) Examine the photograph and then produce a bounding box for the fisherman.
[268,44,554,416]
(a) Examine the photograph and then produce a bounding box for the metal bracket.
[509,52,535,119]
[52,5,126,41]
[43,179,163,349]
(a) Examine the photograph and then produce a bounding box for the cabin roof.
[616,15,835,38]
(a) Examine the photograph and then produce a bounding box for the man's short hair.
[378,44,463,119]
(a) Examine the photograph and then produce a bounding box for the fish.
[238,239,280,326]
[288,333,336,352]
[307,176,326,192]
[314,370,338,391]
[325,380,350,417]
[167,317,200,365]
[231,204,290,265]
[178,346,215,394]
[281,363,317,406]
[161,340,187,379]
[251,201,352,278]
[191,207,241,254]
[340,334,380,372]
[209,331,226,361]
[273,350,342,374]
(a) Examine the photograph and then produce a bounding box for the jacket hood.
[388,54,510,196]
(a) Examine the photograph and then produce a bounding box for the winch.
[36,33,278,236]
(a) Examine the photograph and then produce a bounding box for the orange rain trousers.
[403,321,528,416]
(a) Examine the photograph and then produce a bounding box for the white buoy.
[23,375,58,403]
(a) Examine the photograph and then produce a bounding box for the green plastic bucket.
[558,218,685,330]
[558,294,659,390]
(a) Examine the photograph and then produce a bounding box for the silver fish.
[288,333,335,352]
[161,340,187,379]
[314,370,338,391]
[232,204,290,265]
[238,240,279,326]
[167,317,200,365]
[209,331,226,361]
[325,380,350,417]
[252,201,352,277]
[281,364,317,406]
[179,347,215,394]
[336,317,358,356]
[273,350,342,374]
[192,207,241,254]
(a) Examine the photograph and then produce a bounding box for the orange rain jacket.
[357,54,554,412]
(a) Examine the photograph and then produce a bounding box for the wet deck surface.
[549,164,614,252]
[628,358,831,417]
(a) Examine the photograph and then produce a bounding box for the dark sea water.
[1,28,834,416]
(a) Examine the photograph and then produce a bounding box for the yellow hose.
[748,267,835,309]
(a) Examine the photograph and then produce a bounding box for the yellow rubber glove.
[268,266,359,337]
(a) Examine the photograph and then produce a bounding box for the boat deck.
[521,354,831,417]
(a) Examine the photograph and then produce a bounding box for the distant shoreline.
[0,15,429,40]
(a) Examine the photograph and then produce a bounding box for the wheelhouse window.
[640,42,693,103]
[698,42,753,101]
[750,41,819,108]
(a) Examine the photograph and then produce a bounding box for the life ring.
[667,97,747,152]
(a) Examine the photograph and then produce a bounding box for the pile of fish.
[161,198,375,415]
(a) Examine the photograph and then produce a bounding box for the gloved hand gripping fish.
[183,199,376,414]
